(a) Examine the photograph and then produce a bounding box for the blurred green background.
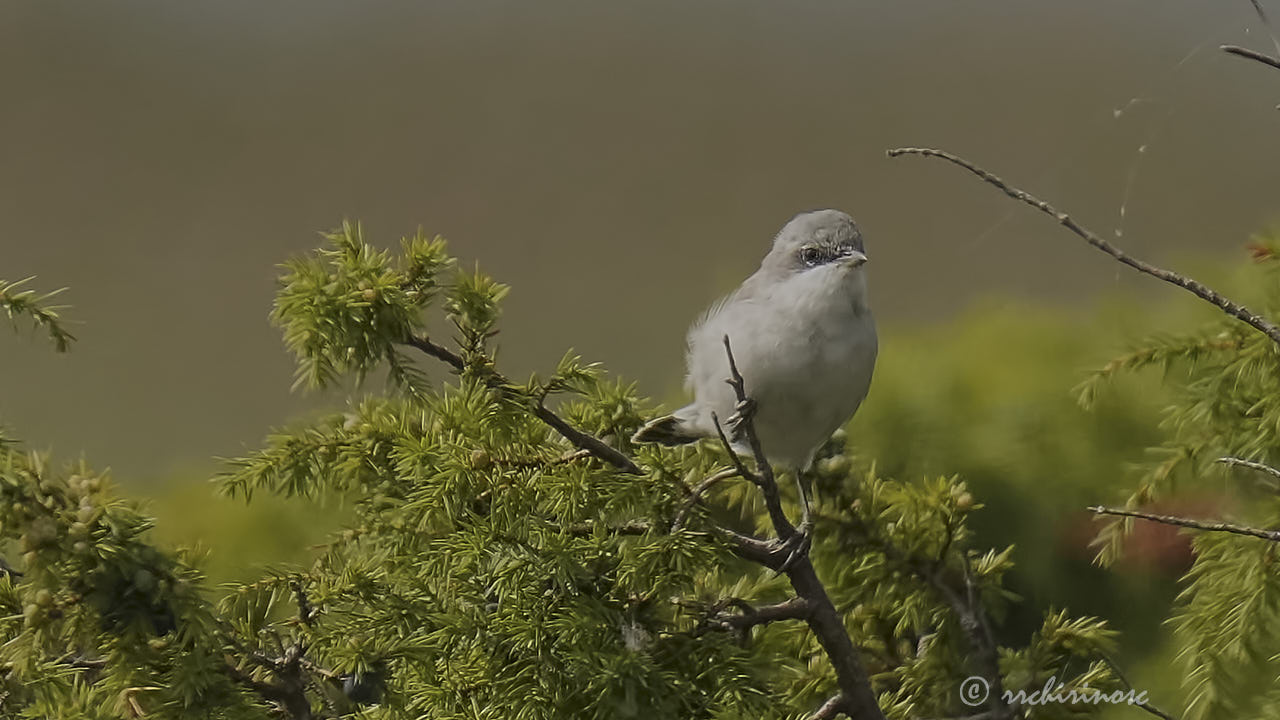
[3,0,1279,711]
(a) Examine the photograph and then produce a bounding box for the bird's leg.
[794,469,814,528]
[775,470,815,574]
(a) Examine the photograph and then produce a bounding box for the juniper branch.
[1088,505,1280,542]
[886,147,1280,350]
[930,565,1015,720]
[0,277,74,352]
[403,333,641,474]
[822,512,1014,720]
[223,662,315,720]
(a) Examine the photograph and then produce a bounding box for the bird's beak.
[842,250,868,268]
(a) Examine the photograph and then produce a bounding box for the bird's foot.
[726,397,758,437]
[774,521,813,575]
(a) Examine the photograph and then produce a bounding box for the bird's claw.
[727,397,758,436]
[774,522,812,575]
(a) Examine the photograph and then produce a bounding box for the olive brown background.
[3,0,1277,480]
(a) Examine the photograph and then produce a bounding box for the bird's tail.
[631,408,704,447]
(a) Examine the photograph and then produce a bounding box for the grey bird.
[633,209,877,474]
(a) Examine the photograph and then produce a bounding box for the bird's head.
[760,209,868,279]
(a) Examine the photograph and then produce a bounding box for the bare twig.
[1223,44,1280,72]
[672,467,740,531]
[404,334,641,474]
[711,411,796,539]
[1216,456,1280,483]
[1088,505,1280,542]
[695,596,813,636]
[1098,654,1175,720]
[1250,0,1280,46]
[567,521,653,537]
[721,338,778,491]
[714,523,791,568]
[887,147,1280,349]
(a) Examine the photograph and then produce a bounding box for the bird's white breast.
[683,268,877,467]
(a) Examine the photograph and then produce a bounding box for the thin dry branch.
[567,521,653,537]
[695,596,813,637]
[886,147,1280,349]
[1216,456,1280,483]
[1222,44,1280,72]
[404,333,641,474]
[672,467,740,531]
[1098,654,1175,720]
[1088,505,1280,542]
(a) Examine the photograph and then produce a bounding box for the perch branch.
[810,694,850,720]
[404,333,641,474]
[715,335,884,720]
[1088,505,1280,543]
[716,336,795,539]
[886,147,1280,350]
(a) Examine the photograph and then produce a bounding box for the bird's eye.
[799,247,823,267]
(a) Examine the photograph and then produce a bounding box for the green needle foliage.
[1,232,1133,719]
[0,277,74,352]
[1080,233,1280,720]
